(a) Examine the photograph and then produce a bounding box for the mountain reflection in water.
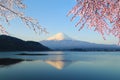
[1,52,120,80]
[0,52,79,70]
[45,60,75,70]
[0,51,92,69]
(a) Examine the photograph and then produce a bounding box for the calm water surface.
[0,51,120,80]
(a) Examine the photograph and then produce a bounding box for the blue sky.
[6,0,118,44]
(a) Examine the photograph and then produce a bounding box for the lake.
[0,51,120,80]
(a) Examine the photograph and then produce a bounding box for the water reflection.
[0,52,75,69]
[0,58,23,67]
[43,52,77,70]
[45,60,75,70]
[0,51,95,69]
[1,52,120,80]
[0,58,32,67]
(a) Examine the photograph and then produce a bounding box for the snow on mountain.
[47,33,72,41]
[40,33,120,51]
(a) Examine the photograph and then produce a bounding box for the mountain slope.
[40,33,120,51]
[0,35,50,51]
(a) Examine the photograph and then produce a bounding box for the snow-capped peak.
[47,33,72,41]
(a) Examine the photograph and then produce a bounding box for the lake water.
[0,51,120,80]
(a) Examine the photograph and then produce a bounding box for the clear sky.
[6,0,118,44]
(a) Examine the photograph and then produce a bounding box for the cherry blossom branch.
[0,0,48,34]
[68,0,120,44]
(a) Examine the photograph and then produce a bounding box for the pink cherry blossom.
[68,0,120,44]
[0,0,47,34]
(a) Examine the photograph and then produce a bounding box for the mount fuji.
[46,33,72,41]
[40,33,120,51]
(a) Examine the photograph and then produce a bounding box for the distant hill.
[40,33,120,51]
[0,35,51,51]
